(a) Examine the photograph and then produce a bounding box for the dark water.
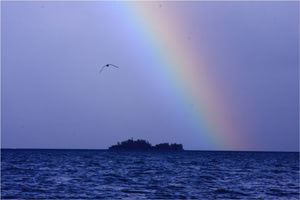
[1,149,299,199]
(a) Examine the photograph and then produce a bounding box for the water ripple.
[1,150,299,199]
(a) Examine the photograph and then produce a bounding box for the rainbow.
[117,2,251,150]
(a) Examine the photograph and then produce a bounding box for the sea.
[1,149,299,199]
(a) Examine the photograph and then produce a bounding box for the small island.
[109,138,183,151]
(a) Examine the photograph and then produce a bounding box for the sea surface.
[1,149,299,199]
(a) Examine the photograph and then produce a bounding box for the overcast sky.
[1,1,299,151]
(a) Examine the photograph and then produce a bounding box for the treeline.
[109,139,183,151]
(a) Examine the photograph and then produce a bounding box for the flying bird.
[99,64,120,74]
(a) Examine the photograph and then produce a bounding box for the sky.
[1,1,299,151]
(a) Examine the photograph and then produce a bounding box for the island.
[108,138,183,151]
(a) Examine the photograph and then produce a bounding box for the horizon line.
[1,148,299,153]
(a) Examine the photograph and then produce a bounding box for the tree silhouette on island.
[109,138,183,151]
